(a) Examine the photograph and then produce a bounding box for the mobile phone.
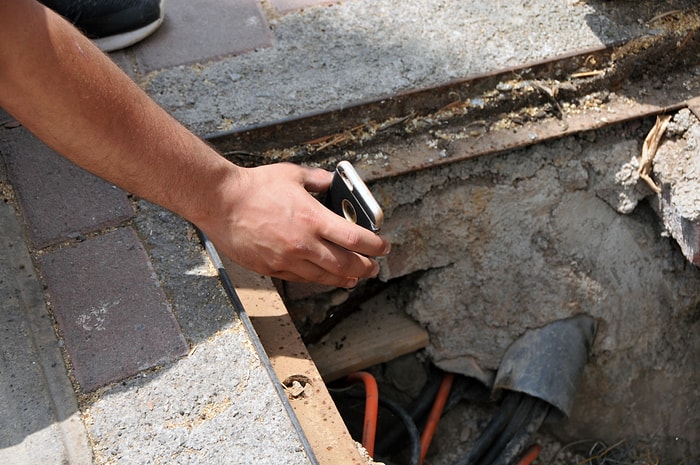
[325,161,384,232]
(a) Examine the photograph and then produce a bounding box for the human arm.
[0,0,390,287]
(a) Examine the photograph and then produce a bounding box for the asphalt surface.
[1,0,695,463]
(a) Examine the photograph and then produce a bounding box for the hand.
[197,163,391,288]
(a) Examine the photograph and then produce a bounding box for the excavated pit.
[213,12,700,463]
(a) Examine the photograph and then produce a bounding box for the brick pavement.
[38,228,188,392]
[0,126,190,393]
[2,128,134,250]
[0,0,326,457]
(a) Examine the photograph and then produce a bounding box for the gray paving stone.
[38,227,188,392]
[125,0,273,74]
[0,127,133,250]
[0,203,92,465]
[269,0,338,14]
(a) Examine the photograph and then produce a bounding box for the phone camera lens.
[341,199,357,223]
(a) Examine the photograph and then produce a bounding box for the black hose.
[445,375,492,411]
[489,399,550,465]
[376,395,422,465]
[375,369,444,456]
[452,392,523,465]
[476,394,537,465]
[331,388,422,465]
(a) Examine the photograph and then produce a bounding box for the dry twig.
[648,10,682,24]
[570,70,605,79]
[638,114,672,193]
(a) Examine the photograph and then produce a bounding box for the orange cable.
[419,372,455,465]
[347,371,379,457]
[517,443,543,465]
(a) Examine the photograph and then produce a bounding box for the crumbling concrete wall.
[372,112,700,459]
[654,108,700,265]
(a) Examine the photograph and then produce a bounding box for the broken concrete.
[270,9,700,459]
[282,100,700,462]
[653,108,700,265]
[368,114,700,460]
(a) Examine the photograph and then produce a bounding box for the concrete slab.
[141,0,661,136]
[131,199,249,342]
[0,128,134,250]
[37,227,188,392]
[269,0,339,15]
[0,111,318,463]
[122,0,273,75]
[0,202,92,465]
[84,327,311,465]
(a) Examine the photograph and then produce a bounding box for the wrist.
[180,155,245,229]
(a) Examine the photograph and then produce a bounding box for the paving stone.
[125,0,272,74]
[0,128,133,250]
[269,0,341,14]
[38,227,188,392]
[0,203,93,465]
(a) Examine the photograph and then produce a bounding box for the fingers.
[270,234,382,287]
[287,162,392,258]
[259,224,384,287]
[300,165,391,282]
[269,260,362,289]
[204,162,391,288]
[320,208,391,258]
[299,165,391,258]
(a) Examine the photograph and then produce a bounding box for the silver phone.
[325,161,384,232]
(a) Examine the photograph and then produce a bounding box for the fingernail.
[345,277,359,289]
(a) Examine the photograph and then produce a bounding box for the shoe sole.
[94,0,165,52]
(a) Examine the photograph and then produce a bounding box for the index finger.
[320,207,391,258]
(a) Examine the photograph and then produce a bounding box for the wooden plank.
[307,300,430,383]
[221,257,368,465]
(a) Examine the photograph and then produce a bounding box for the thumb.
[301,165,334,193]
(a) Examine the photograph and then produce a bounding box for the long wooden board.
[221,257,368,465]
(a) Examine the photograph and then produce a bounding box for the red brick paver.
[38,228,188,392]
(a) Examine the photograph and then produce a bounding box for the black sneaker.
[40,0,165,52]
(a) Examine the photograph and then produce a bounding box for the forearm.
[0,0,234,226]
[0,0,390,287]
